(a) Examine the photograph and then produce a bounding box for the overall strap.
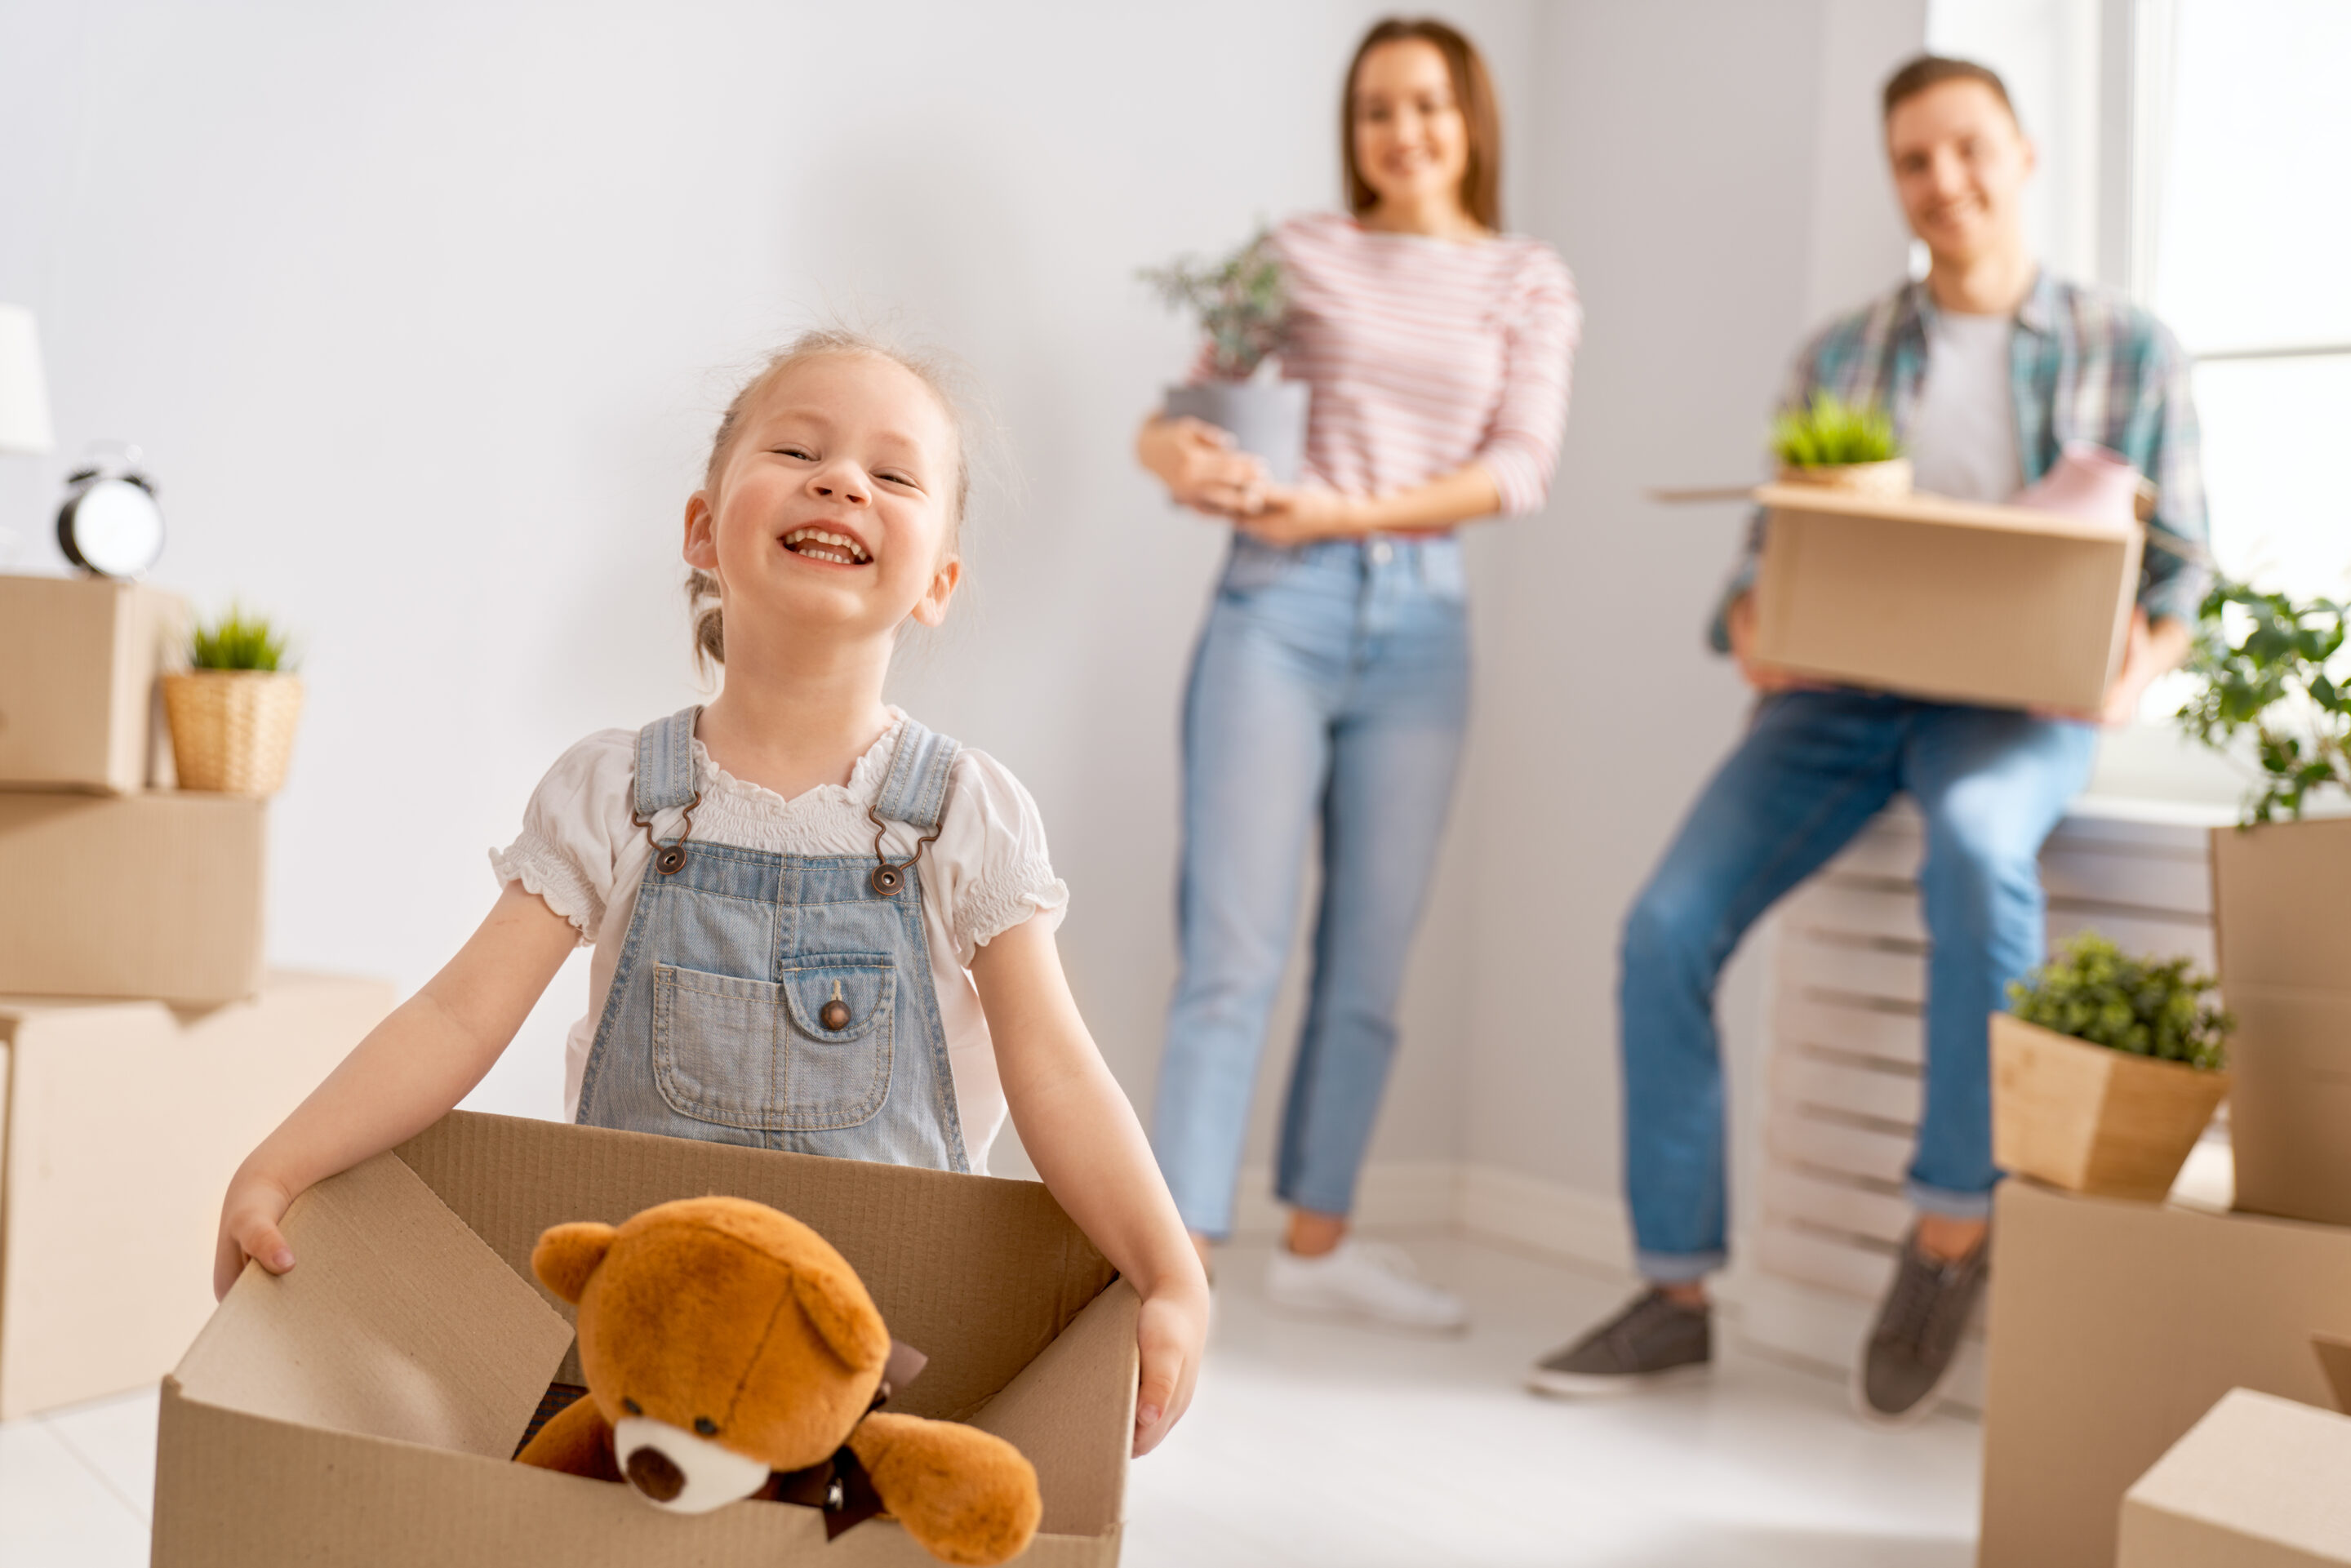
[633,705,704,819]
[871,718,963,833]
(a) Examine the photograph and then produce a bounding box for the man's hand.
[1235,482,1363,546]
[2033,611,2190,725]
[1724,593,1824,694]
[1136,416,1270,517]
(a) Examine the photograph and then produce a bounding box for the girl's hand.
[1237,482,1362,546]
[215,1165,297,1299]
[1133,1280,1211,1457]
[1136,415,1270,517]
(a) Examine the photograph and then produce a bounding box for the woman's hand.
[214,1165,297,1299]
[1236,482,1363,546]
[1133,1279,1211,1457]
[1136,415,1270,516]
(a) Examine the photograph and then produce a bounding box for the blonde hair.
[687,329,974,672]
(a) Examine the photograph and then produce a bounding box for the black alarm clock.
[56,442,164,578]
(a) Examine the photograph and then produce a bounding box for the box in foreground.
[0,572,184,793]
[0,971,391,1418]
[1750,482,2142,712]
[2120,1388,2351,1566]
[1977,1176,2351,1567]
[153,1112,1137,1567]
[0,789,265,1005]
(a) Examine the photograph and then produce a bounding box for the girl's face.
[684,353,960,651]
[1352,40,1471,217]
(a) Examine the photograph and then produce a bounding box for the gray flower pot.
[1163,380,1310,486]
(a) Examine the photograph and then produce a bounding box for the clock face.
[61,478,164,576]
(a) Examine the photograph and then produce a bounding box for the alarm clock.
[56,442,164,578]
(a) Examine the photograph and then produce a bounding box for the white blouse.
[490,709,1068,1169]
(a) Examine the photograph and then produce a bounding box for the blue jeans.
[1620,690,2097,1282]
[1153,535,1470,1237]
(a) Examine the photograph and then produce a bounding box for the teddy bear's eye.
[695,1416,719,1436]
[622,1397,642,1416]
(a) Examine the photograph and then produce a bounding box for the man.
[1527,56,2208,1425]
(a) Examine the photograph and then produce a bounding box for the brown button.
[820,997,851,1032]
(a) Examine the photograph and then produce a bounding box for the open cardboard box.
[2119,1388,2351,1566]
[153,1112,1136,1566]
[1749,482,2144,713]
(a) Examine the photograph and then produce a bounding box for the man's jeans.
[1620,690,2097,1282]
[1153,535,1470,1238]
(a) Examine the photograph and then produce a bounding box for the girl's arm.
[211,882,579,1298]
[968,917,1211,1459]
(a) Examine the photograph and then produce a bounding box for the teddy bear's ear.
[790,1267,891,1374]
[532,1222,620,1304]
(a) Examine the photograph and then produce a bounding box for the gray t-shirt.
[1907,309,2024,503]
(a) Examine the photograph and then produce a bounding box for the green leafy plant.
[189,606,293,672]
[2007,931,2233,1072]
[2175,578,2349,824]
[1770,392,1901,468]
[1139,228,1291,381]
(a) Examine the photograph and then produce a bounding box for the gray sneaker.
[1855,1229,1987,1428]
[1526,1288,1712,1397]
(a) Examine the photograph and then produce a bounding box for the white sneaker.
[1264,1239,1469,1333]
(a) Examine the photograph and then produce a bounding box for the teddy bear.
[514,1195,1042,1566]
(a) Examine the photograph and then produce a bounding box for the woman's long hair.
[1340,17,1504,232]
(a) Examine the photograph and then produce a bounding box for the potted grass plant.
[162,606,304,796]
[1141,228,1307,483]
[1770,392,1910,495]
[1992,931,2233,1202]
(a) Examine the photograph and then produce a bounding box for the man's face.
[1886,79,2037,269]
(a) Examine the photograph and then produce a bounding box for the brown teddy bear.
[514,1195,1042,1566]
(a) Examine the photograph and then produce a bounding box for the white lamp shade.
[0,305,56,456]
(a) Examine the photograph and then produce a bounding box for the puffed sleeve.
[488,730,640,944]
[1474,242,1582,517]
[931,750,1071,966]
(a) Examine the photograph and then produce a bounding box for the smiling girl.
[216,331,1210,1455]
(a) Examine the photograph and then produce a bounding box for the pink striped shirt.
[1197,212,1580,519]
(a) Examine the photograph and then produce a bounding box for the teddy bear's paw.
[849,1412,1043,1566]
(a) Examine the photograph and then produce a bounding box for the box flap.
[1754,482,2141,542]
[174,1149,573,1457]
[396,1113,1119,1419]
[971,1280,1138,1537]
[2122,1388,2351,1560]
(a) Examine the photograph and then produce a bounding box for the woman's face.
[1352,39,1470,217]
[684,353,961,650]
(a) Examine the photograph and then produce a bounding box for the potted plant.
[2175,578,2351,1220]
[1769,391,1909,495]
[162,606,304,797]
[1140,228,1307,484]
[1992,931,2233,1202]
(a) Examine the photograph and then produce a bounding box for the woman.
[1139,16,1579,1328]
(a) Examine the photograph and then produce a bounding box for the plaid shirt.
[1711,271,2211,651]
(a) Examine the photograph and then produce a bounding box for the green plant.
[1770,392,1901,468]
[2007,931,2233,1071]
[189,606,292,672]
[2175,578,2349,824]
[1139,228,1291,380]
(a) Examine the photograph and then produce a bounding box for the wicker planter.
[1990,1012,2229,1201]
[1776,456,1913,496]
[162,670,304,797]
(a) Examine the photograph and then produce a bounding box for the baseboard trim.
[1228,1158,1633,1277]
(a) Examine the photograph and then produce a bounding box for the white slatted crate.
[1734,797,2224,1413]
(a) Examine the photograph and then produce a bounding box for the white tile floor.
[0,1233,1980,1566]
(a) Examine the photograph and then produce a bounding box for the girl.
[1136,18,1579,1328]
[216,331,1210,1455]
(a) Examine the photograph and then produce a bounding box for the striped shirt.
[1713,271,2211,648]
[1197,211,1580,520]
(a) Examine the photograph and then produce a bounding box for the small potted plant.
[1141,228,1307,483]
[162,606,304,797]
[1770,391,1909,495]
[1992,931,2233,1202]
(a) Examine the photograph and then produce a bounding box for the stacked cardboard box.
[0,573,391,1415]
[2119,1388,2351,1565]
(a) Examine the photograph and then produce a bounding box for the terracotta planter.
[162,670,304,797]
[1990,1012,2229,1201]
[1775,456,1913,496]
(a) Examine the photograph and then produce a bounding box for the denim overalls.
[574,706,971,1173]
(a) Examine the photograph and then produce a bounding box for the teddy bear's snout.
[611,1416,772,1514]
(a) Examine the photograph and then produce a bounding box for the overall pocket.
[651,957,896,1131]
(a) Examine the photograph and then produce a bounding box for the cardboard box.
[0,971,391,1417]
[1749,482,2143,712]
[0,790,265,1005]
[0,572,184,793]
[2119,1388,2351,1566]
[2211,817,2351,1225]
[1978,1177,2351,1566]
[153,1111,1137,1566]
